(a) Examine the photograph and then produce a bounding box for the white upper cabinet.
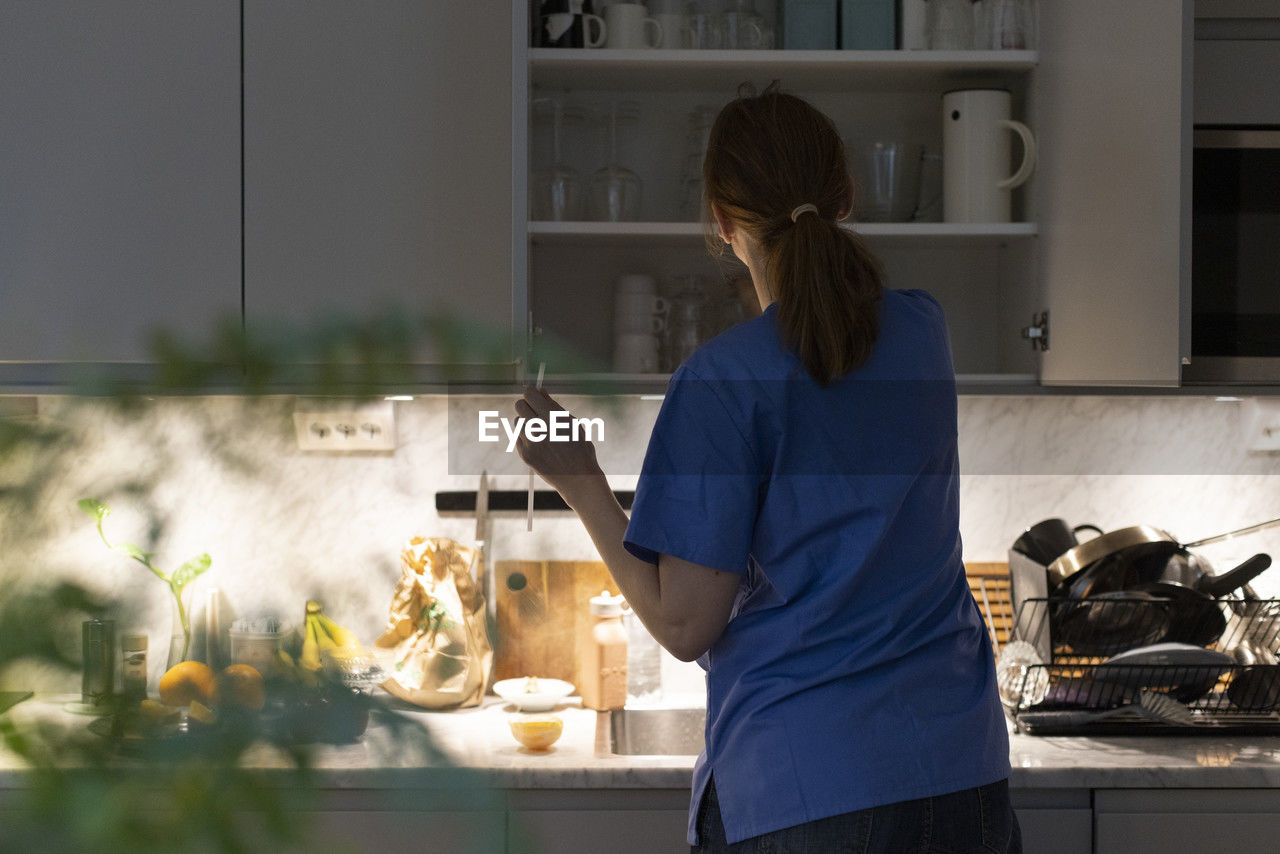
[1035,0,1192,386]
[0,2,240,364]
[243,0,517,368]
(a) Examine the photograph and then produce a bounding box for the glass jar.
[664,277,709,371]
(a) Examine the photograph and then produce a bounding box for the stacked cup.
[612,274,667,373]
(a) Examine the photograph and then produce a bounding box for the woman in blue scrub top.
[516,84,1020,853]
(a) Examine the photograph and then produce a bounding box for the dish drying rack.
[996,597,1280,735]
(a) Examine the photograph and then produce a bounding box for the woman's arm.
[515,388,739,662]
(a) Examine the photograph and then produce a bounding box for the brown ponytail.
[703,84,884,385]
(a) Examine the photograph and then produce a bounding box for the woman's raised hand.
[513,386,604,503]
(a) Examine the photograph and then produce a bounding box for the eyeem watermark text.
[478,410,605,452]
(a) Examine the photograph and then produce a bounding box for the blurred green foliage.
[0,307,579,854]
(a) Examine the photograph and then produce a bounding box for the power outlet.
[293,399,396,452]
[1242,398,1280,453]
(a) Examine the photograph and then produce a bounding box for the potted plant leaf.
[78,498,211,666]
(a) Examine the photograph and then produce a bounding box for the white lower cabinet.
[507,789,690,854]
[504,787,1094,854]
[281,809,504,854]
[1012,789,1094,854]
[15,784,1280,852]
[238,788,507,854]
[1094,789,1280,854]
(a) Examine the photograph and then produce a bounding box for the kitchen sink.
[608,707,706,756]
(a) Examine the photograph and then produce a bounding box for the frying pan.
[1132,552,1272,600]
[1053,553,1271,650]
[1051,591,1171,657]
[1054,546,1271,605]
[1127,553,1271,647]
[1047,516,1280,589]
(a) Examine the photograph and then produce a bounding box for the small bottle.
[579,591,627,711]
[121,634,148,703]
[81,619,115,707]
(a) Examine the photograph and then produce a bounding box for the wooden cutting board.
[966,562,1013,649]
[492,561,1011,682]
[492,560,618,685]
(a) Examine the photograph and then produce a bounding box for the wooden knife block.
[492,560,619,686]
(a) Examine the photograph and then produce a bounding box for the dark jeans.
[693,775,1023,854]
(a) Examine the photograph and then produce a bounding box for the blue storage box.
[840,0,895,50]
[781,0,838,50]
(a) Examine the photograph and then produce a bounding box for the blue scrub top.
[623,289,1010,846]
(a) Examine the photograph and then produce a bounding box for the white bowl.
[493,677,575,712]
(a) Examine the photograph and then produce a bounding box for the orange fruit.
[218,664,266,711]
[138,698,180,723]
[188,699,216,725]
[158,661,217,708]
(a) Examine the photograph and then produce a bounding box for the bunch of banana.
[300,599,361,671]
[275,649,320,688]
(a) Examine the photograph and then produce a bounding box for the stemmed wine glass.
[589,101,642,222]
[532,97,582,221]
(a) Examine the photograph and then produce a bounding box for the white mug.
[689,12,723,49]
[604,3,663,49]
[722,12,764,49]
[615,273,658,295]
[942,89,1036,223]
[654,12,691,48]
[615,292,668,317]
[582,13,608,48]
[616,313,666,335]
[613,332,661,373]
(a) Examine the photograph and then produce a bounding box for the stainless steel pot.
[1047,517,1280,589]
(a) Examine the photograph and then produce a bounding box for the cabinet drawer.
[1016,808,1092,854]
[1096,789,1280,853]
[509,808,689,854]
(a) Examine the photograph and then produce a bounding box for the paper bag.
[376,536,492,709]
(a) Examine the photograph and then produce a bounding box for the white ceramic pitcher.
[942,89,1037,223]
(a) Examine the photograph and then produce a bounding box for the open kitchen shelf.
[524,39,1044,386]
[529,221,1039,245]
[530,48,1038,92]
[1004,598,1280,735]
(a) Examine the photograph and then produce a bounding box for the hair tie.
[790,203,819,222]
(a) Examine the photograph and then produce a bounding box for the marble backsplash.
[2,392,1279,692]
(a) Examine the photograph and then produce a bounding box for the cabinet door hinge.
[1021,311,1049,352]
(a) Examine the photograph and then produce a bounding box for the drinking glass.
[651,0,693,48]
[689,12,724,49]
[589,101,643,222]
[848,139,924,223]
[677,105,714,220]
[913,150,944,222]
[663,277,709,370]
[532,98,584,221]
[927,0,974,50]
[989,0,1036,50]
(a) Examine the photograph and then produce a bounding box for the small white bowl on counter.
[493,677,575,712]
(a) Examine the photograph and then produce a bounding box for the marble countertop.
[6,694,1280,791]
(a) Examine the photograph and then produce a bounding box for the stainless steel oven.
[1183,127,1280,383]
[1183,6,1280,384]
